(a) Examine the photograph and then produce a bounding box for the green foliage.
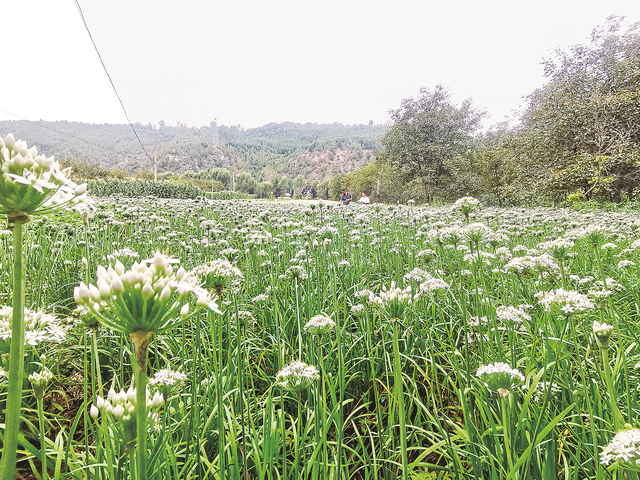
[343,159,426,204]
[88,180,204,198]
[235,171,257,193]
[377,85,485,203]
[0,121,384,190]
[514,17,640,202]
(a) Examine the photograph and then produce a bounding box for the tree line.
[341,17,640,206]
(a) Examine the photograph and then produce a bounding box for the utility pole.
[212,118,219,146]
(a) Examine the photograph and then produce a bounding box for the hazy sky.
[2,0,638,130]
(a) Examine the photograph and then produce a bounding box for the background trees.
[377,85,485,204]
[6,18,639,205]
[508,16,640,203]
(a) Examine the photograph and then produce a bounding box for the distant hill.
[0,120,387,183]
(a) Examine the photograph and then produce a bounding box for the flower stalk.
[0,219,26,480]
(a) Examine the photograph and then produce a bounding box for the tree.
[343,159,425,204]
[293,174,306,191]
[209,167,232,189]
[377,85,485,203]
[235,171,257,193]
[520,16,640,201]
[257,181,272,198]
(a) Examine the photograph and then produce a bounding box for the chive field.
[3,196,640,479]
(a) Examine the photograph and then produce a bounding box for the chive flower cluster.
[74,252,220,336]
[275,361,320,392]
[368,281,412,320]
[148,368,188,400]
[534,288,594,314]
[496,305,532,325]
[476,362,525,397]
[601,428,640,467]
[0,307,66,352]
[452,196,481,217]
[0,133,90,216]
[303,315,336,336]
[191,258,244,295]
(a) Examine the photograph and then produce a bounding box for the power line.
[73,0,154,163]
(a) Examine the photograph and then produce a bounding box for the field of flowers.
[4,193,640,479]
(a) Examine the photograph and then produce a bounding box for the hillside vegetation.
[0,119,385,190]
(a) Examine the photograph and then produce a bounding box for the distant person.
[325,188,329,200]
[340,189,352,205]
[358,192,370,204]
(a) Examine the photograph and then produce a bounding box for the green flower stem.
[501,395,514,471]
[37,396,48,480]
[600,347,625,430]
[293,391,303,477]
[83,331,90,467]
[0,219,26,480]
[91,331,103,398]
[131,331,152,480]
[392,320,409,480]
[135,363,148,480]
[558,258,568,290]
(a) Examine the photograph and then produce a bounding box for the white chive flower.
[0,307,66,353]
[275,360,320,392]
[601,428,640,467]
[534,289,594,314]
[476,362,525,397]
[74,251,221,336]
[303,315,336,336]
[0,134,91,217]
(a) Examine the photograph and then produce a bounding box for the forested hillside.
[0,119,385,185]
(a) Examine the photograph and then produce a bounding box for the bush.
[88,180,204,199]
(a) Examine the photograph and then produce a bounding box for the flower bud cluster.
[29,368,53,399]
[476,362,525,397]
[74,251,221,335]
[0,134,90,215]
[92,386,163,420]
[368,281,412,320]
[593,321,615,349]
[90,385,164,447]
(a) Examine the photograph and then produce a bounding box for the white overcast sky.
[1,0,638,130]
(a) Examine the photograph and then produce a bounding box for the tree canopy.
[377,85,485,203]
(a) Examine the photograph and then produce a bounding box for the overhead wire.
[73,0,154,163]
